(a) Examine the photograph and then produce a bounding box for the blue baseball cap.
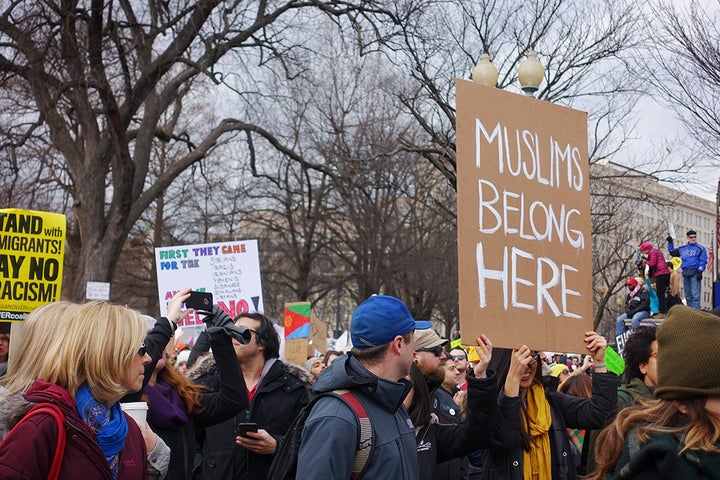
[351,295,432,348]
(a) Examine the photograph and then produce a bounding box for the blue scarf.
[75,383,128,479]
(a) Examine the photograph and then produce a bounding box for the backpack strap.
[2,403,66,480]
[330,389,374,479]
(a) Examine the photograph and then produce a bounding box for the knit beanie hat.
[655,306,720,400]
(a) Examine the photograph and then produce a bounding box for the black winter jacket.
[191,356,310,480]
[417,371,497,480]
[147,328,248,480]
[625,287,650,318]
[481,372,617,480]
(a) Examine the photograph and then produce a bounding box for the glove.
[696,272,703,280]
[201,304,234,329]
[207,325,252,345]
[666,236,673,244]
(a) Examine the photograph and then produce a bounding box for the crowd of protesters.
[0,271,718,479]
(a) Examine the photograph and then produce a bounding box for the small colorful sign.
[284,302,311,339]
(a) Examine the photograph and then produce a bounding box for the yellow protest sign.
[0,209,66,320]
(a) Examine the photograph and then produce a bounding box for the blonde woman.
[0,301,155,479]
[589,306,720,479]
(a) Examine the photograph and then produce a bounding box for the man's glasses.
[418,346,444,357]
[137,342,147,356]
[450,354,467,361]
[688,235,697,239]
[0,337,9,344]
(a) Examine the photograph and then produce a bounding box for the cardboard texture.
[456,79,592,352]
[285,338,309,366]
[309,312,327,354]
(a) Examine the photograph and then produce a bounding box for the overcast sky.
[618,95,718,203]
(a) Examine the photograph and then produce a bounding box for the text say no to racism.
[474,119,586,318]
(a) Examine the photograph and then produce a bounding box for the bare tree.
[0,0,404,300]
[386,0,645,190]
[643,1,720,169]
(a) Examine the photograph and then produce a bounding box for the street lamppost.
[518,50,545,97]
[471,53,498,88]
[471,49,545,97]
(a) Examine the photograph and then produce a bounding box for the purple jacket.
[0,379,148,480]
[644,247,670,276]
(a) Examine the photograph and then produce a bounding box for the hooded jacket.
[617,377,654,410]
[296,353,419,480]
[0,379,148,480]
[191,355,309,480]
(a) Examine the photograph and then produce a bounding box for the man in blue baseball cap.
[297,295,432,479]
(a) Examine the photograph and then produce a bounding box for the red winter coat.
[644,247,671,276]
[0,379,148,480]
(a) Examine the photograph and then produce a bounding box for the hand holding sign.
[472,334,493,379]
[504,346,534,398]
[584,331,607,372]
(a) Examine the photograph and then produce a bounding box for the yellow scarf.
[522,381,552,480]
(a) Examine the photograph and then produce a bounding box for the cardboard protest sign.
[309,311,327,355]
[456,79,592,352]
[285,338,309,366]
[0,209,66,320]
[155,240,263,327]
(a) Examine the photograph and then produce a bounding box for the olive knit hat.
[655,305,720,400]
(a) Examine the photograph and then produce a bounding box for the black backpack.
[268,388,374,480]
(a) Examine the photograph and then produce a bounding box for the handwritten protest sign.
[155,240,263,327]
[456,79,592,352]
[0,209,66,320]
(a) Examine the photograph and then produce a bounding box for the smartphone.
[186,291,213,311]
[235,422,258,438]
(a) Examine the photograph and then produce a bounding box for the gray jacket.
[296,354,418,479]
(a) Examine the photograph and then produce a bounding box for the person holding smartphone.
[191,311,310,480]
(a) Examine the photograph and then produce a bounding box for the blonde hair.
[1,301,78,398]
[589,397,720,479]
[1,301,146,404]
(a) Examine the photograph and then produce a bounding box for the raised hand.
[584,331,607,372]
[504,345,533,397]
[472,334,493,378]
[166,288,191,325]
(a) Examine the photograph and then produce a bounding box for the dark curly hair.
[622,325,656,384]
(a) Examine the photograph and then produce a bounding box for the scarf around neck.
[76,383,128,479]
[145,378,189,431]
[522,381,552,480]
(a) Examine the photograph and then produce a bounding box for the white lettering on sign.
[473,118,586,318]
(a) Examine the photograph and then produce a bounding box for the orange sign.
[456,79,592,352]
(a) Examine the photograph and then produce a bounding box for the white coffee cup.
[120,401,148,427]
